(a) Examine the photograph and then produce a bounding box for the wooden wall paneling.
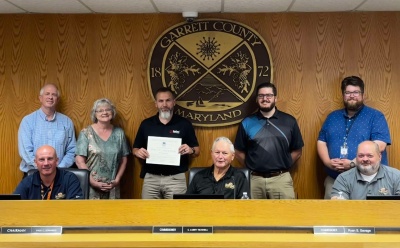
[302,13,348,199]
[386,13,400,167]
[0,15,18,193]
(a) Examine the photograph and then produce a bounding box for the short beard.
[344,100,363,111]
[159,110,172,120]
[357,163,379,176]
[259,101,275,113]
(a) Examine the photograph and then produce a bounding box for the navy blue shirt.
[133,114,199,178]
[186,165,249,199]
[235,108,304,173]
[14,168,83,200]
[318,105,391,179]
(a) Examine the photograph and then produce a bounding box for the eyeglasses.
[95,109,112,113]
[257,94,275,99]
[344,91,362,97]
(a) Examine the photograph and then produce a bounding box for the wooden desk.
[1,200,400,247]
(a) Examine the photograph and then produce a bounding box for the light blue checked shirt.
[18,108,76,172]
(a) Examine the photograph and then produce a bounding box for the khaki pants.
[141,173,187,199]
[323,176,335,199]
[251,172,295,199]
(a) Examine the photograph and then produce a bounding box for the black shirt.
[235,108,304,173]
[186,165,249,199]
[133,114,199,178]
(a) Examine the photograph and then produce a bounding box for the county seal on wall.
[148,19,273,127]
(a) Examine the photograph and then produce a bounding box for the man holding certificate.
[133,87,200,199]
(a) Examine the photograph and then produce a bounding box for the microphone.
[232,175,235,199]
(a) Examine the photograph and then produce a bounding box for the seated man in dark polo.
[186,137,249,199]
[14,145,83,200]
[331,141,400,200]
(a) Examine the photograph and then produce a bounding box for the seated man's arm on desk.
[13,178,31,199]
[64,173,84,199]
[391,169,400,195]
[234,170,250,199]
[186,174,200,194]
[331,174,350,200]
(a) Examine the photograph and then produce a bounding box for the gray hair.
[211,136,235,153]
[39,83,60,97]
[90,98,117,123]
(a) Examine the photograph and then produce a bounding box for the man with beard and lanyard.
[234,82,304,199]
[318,76,391,199]
[133,87,200,199]
[331,141,400,200]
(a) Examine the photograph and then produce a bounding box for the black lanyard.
[343,112,359,145]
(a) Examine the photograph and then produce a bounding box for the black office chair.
[188,166,251,197]
[27,168,90,199]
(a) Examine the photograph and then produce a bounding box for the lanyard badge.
[340,142,348,159]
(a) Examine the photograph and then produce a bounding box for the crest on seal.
[148,19,273,127]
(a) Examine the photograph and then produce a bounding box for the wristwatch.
[190,147,195,155]
[349,161,356,168]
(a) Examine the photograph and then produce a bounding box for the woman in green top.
[75,98,130,199]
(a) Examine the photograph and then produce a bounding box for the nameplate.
[1,226,62,234]
[153,226,183,233]
[314,226,375,234]
[183,226,213,233]
[32,226,62,234]
[153,226,213,234]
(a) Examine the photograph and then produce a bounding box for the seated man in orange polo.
[14,145,83,200]
[186,137,249,199]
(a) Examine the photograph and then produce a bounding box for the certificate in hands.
[146,136,182,166]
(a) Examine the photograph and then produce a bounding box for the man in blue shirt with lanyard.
[317,76,391,199]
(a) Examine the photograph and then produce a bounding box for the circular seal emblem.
[148,19,273,127]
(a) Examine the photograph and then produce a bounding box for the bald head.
[35,145,59,177]
[357,141,380,155]
[356,141,381,176]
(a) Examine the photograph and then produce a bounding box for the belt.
[149,172,175,176]
[251,170,289,178]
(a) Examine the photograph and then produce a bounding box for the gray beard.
[357,163,379,176]
[159,110,172,120]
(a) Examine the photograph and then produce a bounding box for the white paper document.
[146,136,182,166]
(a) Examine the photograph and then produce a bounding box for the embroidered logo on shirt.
[55,193,66,199]
[170,130,180,134]
[379,188,388,195]
[225,182,235,189]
